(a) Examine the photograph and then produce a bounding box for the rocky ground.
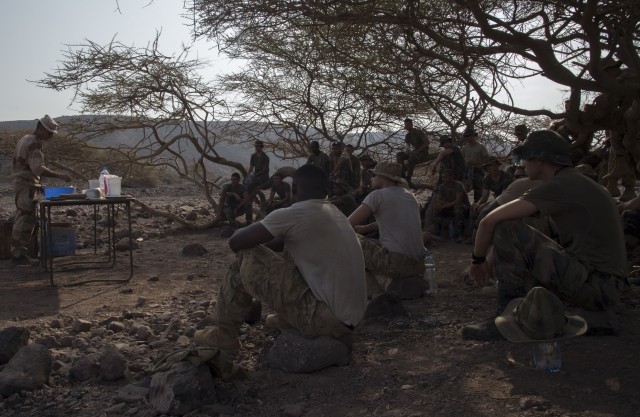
[1,182,640,417]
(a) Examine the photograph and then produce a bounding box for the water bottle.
[532,341,561,373]
[99,167,109,195]
[424,252,437,296]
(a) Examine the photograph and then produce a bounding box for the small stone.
[71,338,89,350]
[70,356,99,382]
[104,403,126,413]
[107,321,126,333]
[92,327,108,338]
[148,275,159,282]
[175,335,190,346]
[72,319,92,333]
[182,243,208,257]
[135,297,146,307]
[65,209,79,217]
[186,273,195,281]
[136,326,153,341]
[49,319,65,329]
[0,344,52,397]
[116,239,139,251]
[519,396,551,411]
[99,346,127,381]
[267,330,350,373]
[149,362,214,415]
[185,211,198,221]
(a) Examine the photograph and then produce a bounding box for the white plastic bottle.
[424,252,437,295]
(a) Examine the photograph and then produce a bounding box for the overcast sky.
[1,1,566,123]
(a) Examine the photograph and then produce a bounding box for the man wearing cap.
[345,144,361,189]
[430,169,470,242]
[463,130,628,340]
[348,162,427,296]
[430,135,466,184]
[306,140,330,175]
[11,115,72,266]
[396,118,430,187]
[194,164,366,353]
[461,128,489,203]
[219,172,250,228]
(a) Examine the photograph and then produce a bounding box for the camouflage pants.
[493,220,628,310]
[465,167,484,203]
[222,204,246,227]
[215,245,352,340]
[11,181,37,258]
[432,204,468,236]
[359,237,425,295]
[396,150,428,181]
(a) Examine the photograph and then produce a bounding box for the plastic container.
[104,175,122,197]
[424,252,437,295]
[88,179,100,189]
[43,223,76,258]
[532,341,561,372]
[44,187,75,200]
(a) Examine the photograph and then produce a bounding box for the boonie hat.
[495,287,587,343]
[369,161,407,186]
[462,127,478,137]
[512,130,572,166]
[39,115,58,133]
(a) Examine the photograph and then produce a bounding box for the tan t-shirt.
[520,168,627,277]
[260,199,367,326]
[362,186,426,261]
[461,142,488,166]
[11,134,46,184]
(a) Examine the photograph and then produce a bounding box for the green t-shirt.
[521,168,627,277]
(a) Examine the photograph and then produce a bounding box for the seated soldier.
[218,172,249,228]
[472,156,514,215]
[396,118,430,187]
[264,172,291,213]
[431,169,470,242]
[348,162,427,297]
[329,178,359,217]
[464,130,629,340]
[195,164,366,353]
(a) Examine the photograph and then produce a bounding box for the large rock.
[267,330,350,373]
[0,344,52,397]
[363,292,409,320]
[0,327,30,364]
[70,355,99,381]
[99,345,127,381]
[386,276,429,300]
[149,361,215,416]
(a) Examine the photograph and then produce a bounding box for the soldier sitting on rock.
[348,162,428,298]
[195,164,366,355]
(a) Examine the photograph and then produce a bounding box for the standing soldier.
[461,127,489,203]
[306,140,330,174]
[245,140,270,225]
[11,115,72,266]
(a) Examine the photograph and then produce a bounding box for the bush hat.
[495,287,587,343]
[512,130,572,166]
[482,156,501,167]
[369,161,407,186]
[39,115,58,133]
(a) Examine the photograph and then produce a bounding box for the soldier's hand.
[469,262,490,287]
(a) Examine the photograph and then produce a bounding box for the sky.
[0,1,567,123]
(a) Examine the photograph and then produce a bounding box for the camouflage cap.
[512,130,572,166]
[495,287,587,342]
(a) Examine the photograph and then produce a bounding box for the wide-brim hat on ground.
[463,128,478,137]
[512,130,572,166]
[369,161,407,186]
[39,115,58,133]
[495,287,587,343]
[482,156,501,167]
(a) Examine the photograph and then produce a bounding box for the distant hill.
[0,116,307,180]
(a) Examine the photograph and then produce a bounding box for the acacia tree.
[190,0,640,166]
[37,36,265,227]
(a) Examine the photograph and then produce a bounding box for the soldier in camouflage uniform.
[194,164,366,353]
[349,162,427,297]
[463,130,628,340]
[11,115,72,266]
[396,118,430,187]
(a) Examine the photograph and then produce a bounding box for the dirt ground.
[1,182,639,417]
